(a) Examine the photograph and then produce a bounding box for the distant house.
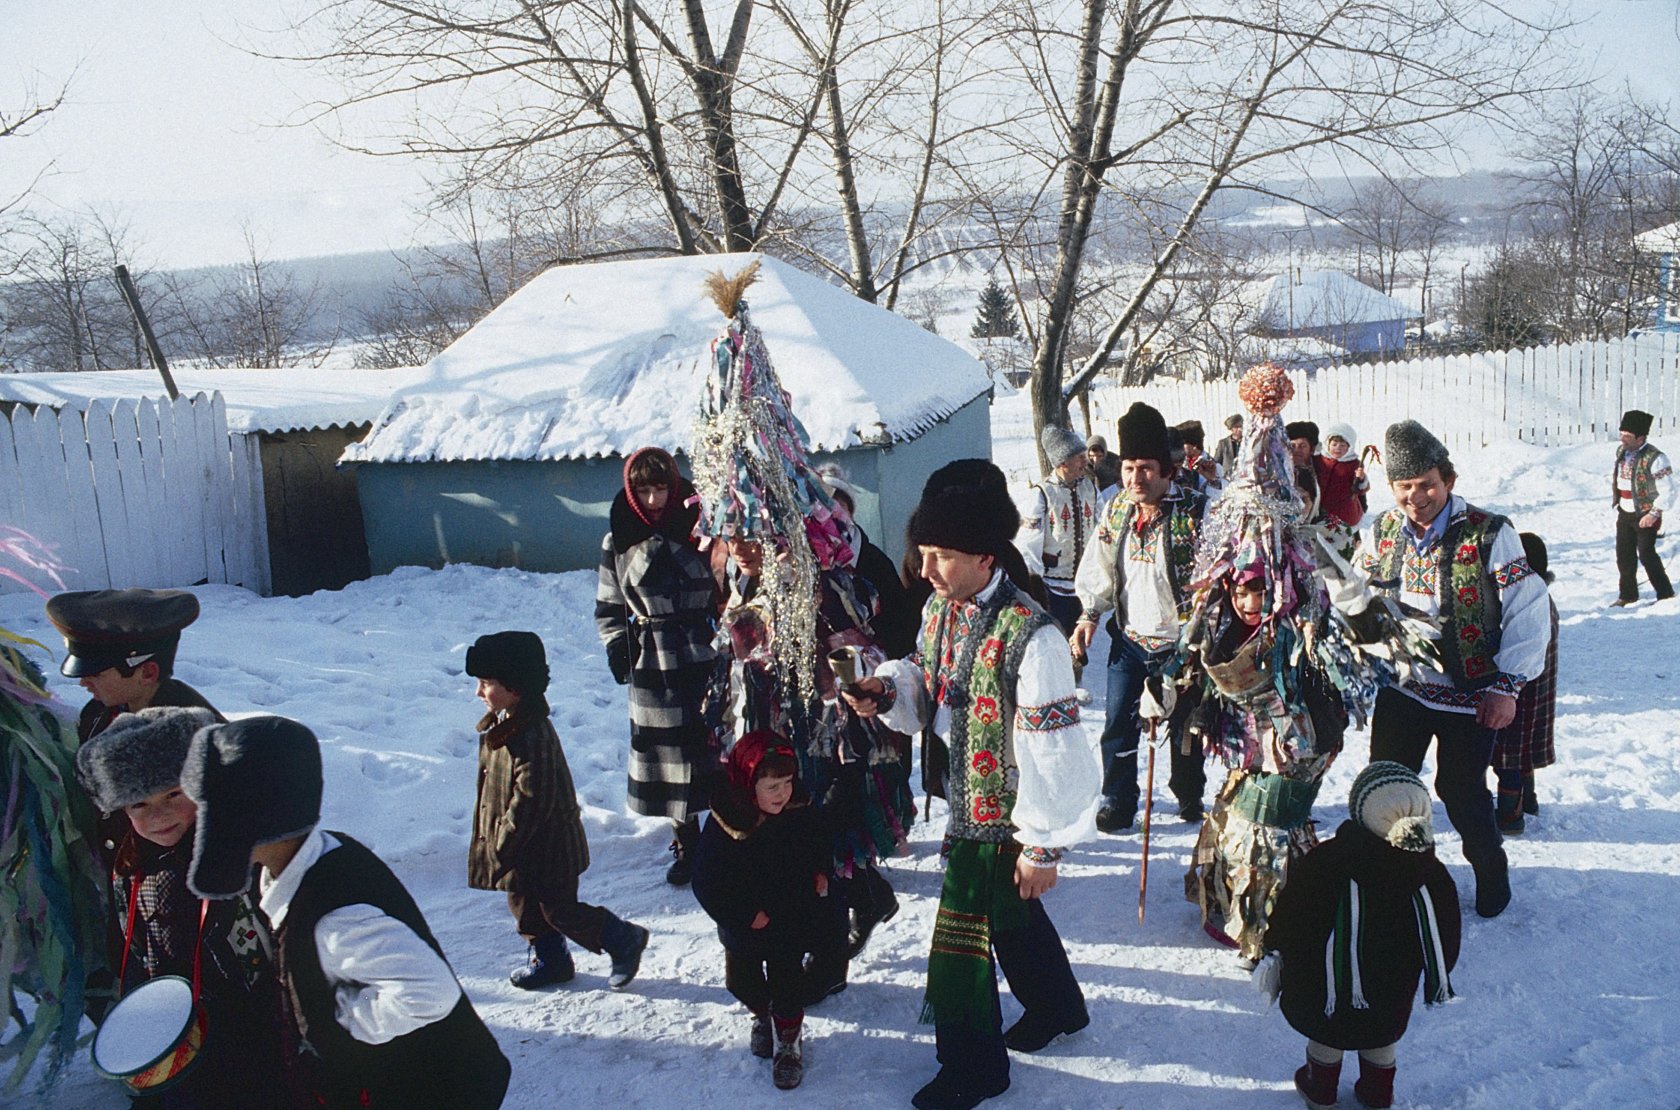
[1634,220,1680,335]
[0,366,425,595]
[1239,270,1413,359]
[341,252,994,575]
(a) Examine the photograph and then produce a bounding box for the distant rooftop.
[1241,270,1414,331]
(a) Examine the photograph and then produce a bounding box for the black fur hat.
[465,631,550,696]
[1285,421,1320,448]
[1115,403,1174,468]
[919,459,1021,540]
[1620,409,1653,437]
[183,716,323,899]
[76,706,217,813]
[907,485,1016,558]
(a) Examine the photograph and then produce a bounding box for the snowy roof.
[341,252,992,464]
[1241,270,1413,331]
[0,366,425,433]
[1634,220,1680,252]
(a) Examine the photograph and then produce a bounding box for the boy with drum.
[77,707,286,1107]
[181,715,511,1109]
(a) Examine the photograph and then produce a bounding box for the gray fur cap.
[182,715,323,899]
[1040,425,1086,466]
[1383,420,1450,482]
[76,706,217,812]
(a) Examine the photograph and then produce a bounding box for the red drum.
[91,975,207,1093]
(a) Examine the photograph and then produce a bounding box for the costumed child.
[464,631,650,990]
[690,730,847,1091]
[1491,533,1558,834]
[181,715,511,1109]
[690,262,912,987]
[75,707,286,1108]
[1264,761,1460,1110]
[1159,364,1429,965]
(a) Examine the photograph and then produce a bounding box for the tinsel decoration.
[0,533,107,1093]
[691,263,853,705]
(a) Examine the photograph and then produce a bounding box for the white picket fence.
[0,392,270,596]
[1089,332,1680,453]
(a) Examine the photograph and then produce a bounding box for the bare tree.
[1335,174,1455,301]
[0,210,155,373]
[158,226,336,368]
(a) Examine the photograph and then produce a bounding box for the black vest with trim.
[274,833,510,1109]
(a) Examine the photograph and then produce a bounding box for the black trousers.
[932,896,1088,1090]
[1616,509,1674,601]
[1369,687,1505,874]
[508,873,609,952]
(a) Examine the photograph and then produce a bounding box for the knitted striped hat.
[1349,761,1434,851]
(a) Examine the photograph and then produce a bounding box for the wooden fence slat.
[82,401,134,590]
[51,406,111,589]
[11,407,79,591]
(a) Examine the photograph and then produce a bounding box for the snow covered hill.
[5,391,1676,1108]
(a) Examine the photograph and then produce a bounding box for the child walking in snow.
[1266,761,1460,1110]
[465,631,650,990]
[691,730,847,1091]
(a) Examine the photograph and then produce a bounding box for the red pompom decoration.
[1237,362,1295,416]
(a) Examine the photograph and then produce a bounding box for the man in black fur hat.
[1073,402,1210,832]
[1611,408,1675,605]
[844,478,1098,1110]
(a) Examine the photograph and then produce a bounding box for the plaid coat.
[1494,599,1558,773]
[468,697,590,892]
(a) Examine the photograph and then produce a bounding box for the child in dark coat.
[464,631,649,990]
[691,730,847,1091]
[1266,761,1461,1110]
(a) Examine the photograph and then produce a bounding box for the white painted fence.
[1089,333,1680,453]
[0,392,270,595]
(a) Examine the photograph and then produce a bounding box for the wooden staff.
[1138,717,1158,923]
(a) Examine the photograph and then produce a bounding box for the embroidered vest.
[1031,476,1099,586]
[917,584,1053,842]
[1099,483,1206,620]
[1612,443,1661,513]
[1369,505,1508,689]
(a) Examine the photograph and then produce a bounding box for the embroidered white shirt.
[261,828,463,1046]
[1615,447,1676,514]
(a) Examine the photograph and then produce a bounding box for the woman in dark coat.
[596,446,721,884]
[1267,761,1461,1110]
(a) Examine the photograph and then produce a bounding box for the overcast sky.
[4,0,1678,271]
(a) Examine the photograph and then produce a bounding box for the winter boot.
[1473,856,1512,918]
[666,816,699,886]
[1521,772,1539,816]
[510,934,575,989]
[1293,1052,1342,1110]
[1495,787,1525,835]
[601,913,650,990]
[846,866,901,958]
[1353,1056,1396,1109]
[771,1014,803,1090]
[749,1011,774,1060]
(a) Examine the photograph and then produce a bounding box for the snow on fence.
[0,392,270,596]
[1089,333,1679,453]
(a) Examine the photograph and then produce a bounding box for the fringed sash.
[920,840,1029,1029]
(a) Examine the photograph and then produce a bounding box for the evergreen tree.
[970,277,1021,339]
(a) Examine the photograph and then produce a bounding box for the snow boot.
[602,913,650,990]
[510,934,575,989]
[749,1011,773,1060]
[846,866,900,958]
[771,1015,803,1090]
[1521,772,1539,816]
[1293,1053,1341,1109]
[1496,787,1525,835]
[1474,857,1512,918]
[1353,1056,1396,1109]
[666,816,699,886]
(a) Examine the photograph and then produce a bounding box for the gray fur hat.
[182,715,323,899]
[76,706,217,813]
[1040,425,1086,467]
[1383,420,1450,482]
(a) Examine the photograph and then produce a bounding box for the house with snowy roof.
[1238,269,1413,360]
[340,252,994,574]
[1634,220,1680,335]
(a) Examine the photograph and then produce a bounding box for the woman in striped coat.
[596,446,721,884]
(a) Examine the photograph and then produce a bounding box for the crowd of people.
[6,314,1674,1110]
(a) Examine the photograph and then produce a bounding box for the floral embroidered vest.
[917,583,1053,841]
[1369,505,1508,688]
[1098,483,1206,619]
[1612,443,1661,513]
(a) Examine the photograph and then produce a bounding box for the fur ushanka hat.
[1349,761,1434,852]
[465,631,551,697]
[182,715,323,899]
[1383,420,1451,482]
[76,706,217,813]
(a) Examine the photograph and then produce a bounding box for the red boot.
[1293,1053,1341,1109]
[1353,1056,1395,1108]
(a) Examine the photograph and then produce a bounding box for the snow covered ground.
[6,389,1678,1108]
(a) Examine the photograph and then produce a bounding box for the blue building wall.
[1654,254,1680,333]
[1298,318,1406,355]
[352,394,992,575]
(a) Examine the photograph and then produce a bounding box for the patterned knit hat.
[1383,420,1450,482]
[1349,761,1434,851]
[1040,425,1086,467]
